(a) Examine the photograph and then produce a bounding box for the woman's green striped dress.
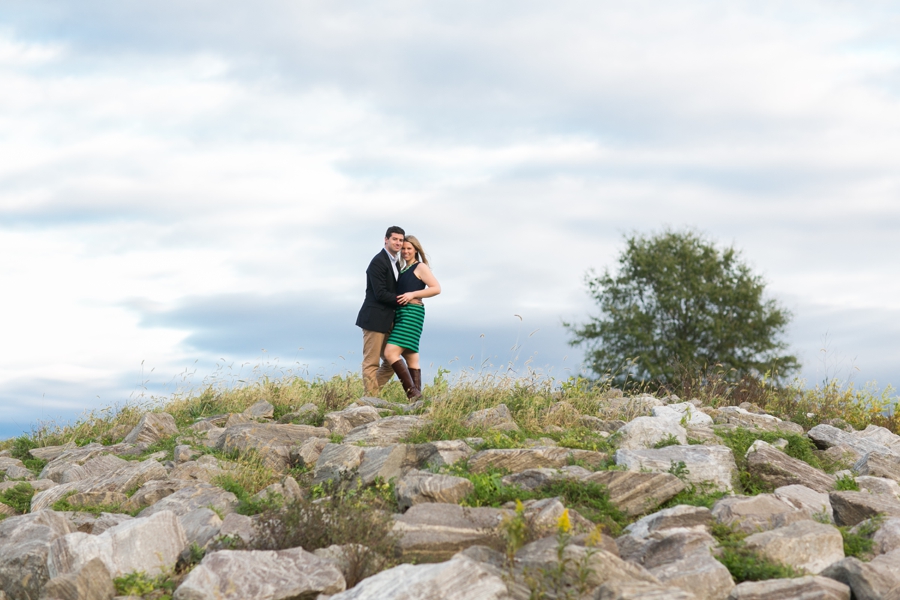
[387,263,428,352]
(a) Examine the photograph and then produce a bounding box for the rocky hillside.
[2,383,900,600]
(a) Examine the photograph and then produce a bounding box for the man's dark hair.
[385,225,405,239]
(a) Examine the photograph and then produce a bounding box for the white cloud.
[1,3,900,437]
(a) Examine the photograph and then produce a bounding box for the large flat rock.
[808,425,896,457]
[617,416,687,450]
[744,519,844,574]
[746,440,835,493]
[616,445,737,492]
[217,423,330,472]
[820,549,900,600]
[584,470,686,516]
[468,447,607,474]
[714,406,803,434]
[31,458,167,512]
[0,510,74,600]
[342,416,428,445]
[48,510,187,579]
[726,576,850,600]
[173,548,346,600]
[326,555,509,600]
[392,503,509,562]
[139,483,239,518]
[712,494,807,534]
[123,412,178,445]
[396,470,474,510]
[854,452,900,483]
[830,491,900,527]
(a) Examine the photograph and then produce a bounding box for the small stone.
[461,404,519,432]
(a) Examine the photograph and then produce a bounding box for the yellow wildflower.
[557,508,571,534]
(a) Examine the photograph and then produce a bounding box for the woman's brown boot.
[391,360,422,399]
[410,368,422,395]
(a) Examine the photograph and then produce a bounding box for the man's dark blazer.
[356,248,399,333]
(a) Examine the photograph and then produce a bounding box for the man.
[356,226,405,396]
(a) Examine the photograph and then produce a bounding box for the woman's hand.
[397,292,421,305]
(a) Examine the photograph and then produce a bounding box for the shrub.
[252,485,398,587]
[0,482,35,514]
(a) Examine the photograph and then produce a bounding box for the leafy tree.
[566,229,799,388]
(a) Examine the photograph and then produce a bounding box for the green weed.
[0,482,35,514]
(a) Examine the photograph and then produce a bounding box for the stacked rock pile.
[1,393,900,599]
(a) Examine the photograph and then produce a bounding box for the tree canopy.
[566,229,799,388]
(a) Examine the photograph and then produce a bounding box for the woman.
[384,235,441,399]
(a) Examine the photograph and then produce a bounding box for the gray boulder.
[243,400,275,419]
[139,483,238,518]
[392,503,509,562]
[216,423,330,472]
[173,548,346,600]
[856,476,900,499]
[343,416,428,445]
[624,505,713,539]
[744,519,844,574]
[48,510,187,578]
[714,406,803,434]
[808,424,895,457]
[652,402,714,427]
[179,508,223,550]
[502,466,593,491]
[711,494,806,534]
[121,478,194,512]
[123,412,178,445]
[325,405,382,436]
[726,576,850,599]
[461,404,519,432]
[597,580,698,599]
[31,458,167,511]
[291,437,329,468]
[745,440,835,493]
[830,490,900,527]
[584,471,686,516]
[396,470,474,510]
[41,557,115,600]
[774,484,834,523]
[868,517,900,555]
[312,443,366,485]
[650,552,734,600]
[617,416,688,450]
[854,452,900,483]
[28,443,77,462]
[326,555,509,600]
[0,510,74,600]
[468,447,606,474]
[616,445,737,492]
[820,548,900,600]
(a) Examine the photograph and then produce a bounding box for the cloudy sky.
[2,1,899,440]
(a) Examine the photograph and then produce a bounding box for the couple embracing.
[356,226,441,399]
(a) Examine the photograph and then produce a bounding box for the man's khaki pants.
[362,329,395,396]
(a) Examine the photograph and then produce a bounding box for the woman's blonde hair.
[403,235,429,266]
